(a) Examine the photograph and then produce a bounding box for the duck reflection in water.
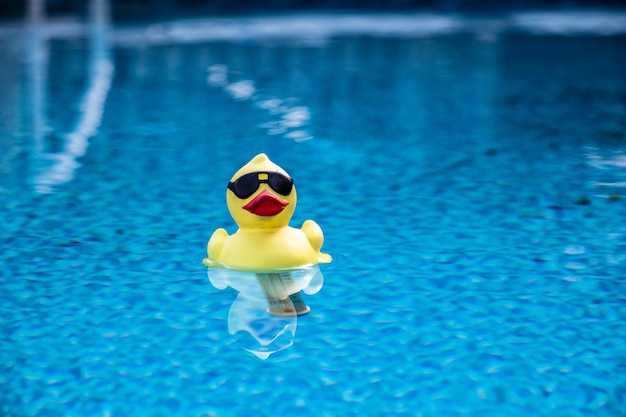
[207,266,324,359]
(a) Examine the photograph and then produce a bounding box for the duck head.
[226,153,297,229]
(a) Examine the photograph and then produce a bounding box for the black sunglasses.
[227,171,294,199]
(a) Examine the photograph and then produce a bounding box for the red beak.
[242,189,289,216]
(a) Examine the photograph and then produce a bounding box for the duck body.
[204,153,331,272]
[207,222,331,271]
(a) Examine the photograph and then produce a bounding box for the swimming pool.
[1,10,626,416]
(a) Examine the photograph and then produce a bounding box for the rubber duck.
[203,153,332,271]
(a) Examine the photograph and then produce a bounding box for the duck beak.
[243,189,289,216]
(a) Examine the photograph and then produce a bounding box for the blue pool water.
[1,11,626,416]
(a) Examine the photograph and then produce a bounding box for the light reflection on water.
[586,148,626,197]
[26,0,113,193]
[208,64,314,142]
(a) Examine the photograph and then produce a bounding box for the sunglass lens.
[269,174,293,196]
[232,173,259,199]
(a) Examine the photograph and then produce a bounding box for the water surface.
[1,12,626,416]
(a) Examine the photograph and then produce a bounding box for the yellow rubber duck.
[203,153,332,271]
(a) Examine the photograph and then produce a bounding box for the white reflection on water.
[116,14,464,46]
[281,106,311,128]
[27,0,48,157]
[586,148,626,197]
[510,11,626,36]
[30,0,113,193]
[34,59,113,193]
[110,12,626,48]
[224,80,256,101]
[206,63,228,87]
[207,65,313,142]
